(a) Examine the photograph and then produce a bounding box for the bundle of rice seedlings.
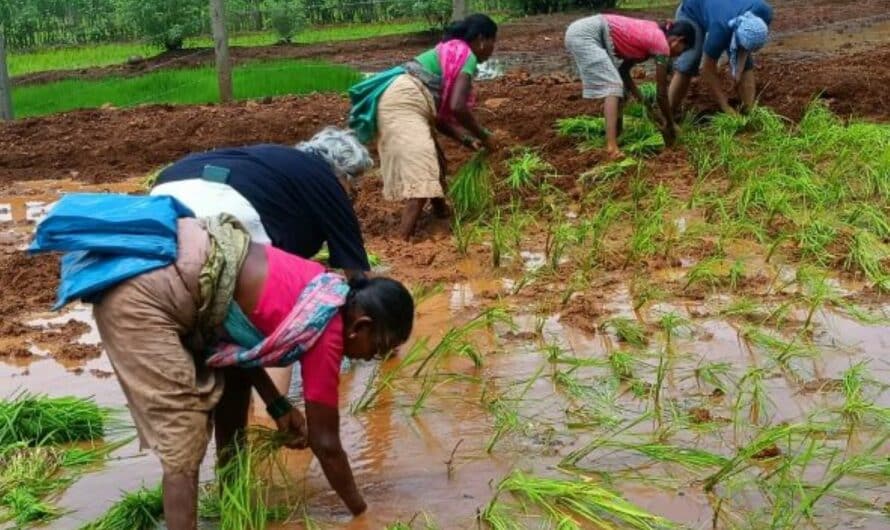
[556,116,606,140]
[495,470,676,529]
[580,157,639,186]
[0,392,113,447]
[215,427,294,530]
[1,441,125,525]
[0,445,67,525]
[79,485,163,530]
[601,317,649,347]
[449,152,492,218]
[504,148,553,191]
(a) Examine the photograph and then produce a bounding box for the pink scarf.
[206,272,349,368]
[436,39,477,126]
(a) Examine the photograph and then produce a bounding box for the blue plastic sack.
[30,194,195,309]
[30,193,193,257]
[56,251,170,309]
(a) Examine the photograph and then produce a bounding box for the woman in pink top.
[565,14,695,158]
[92,218,414,529]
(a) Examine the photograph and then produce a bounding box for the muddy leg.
[604,96,623,158]
[669,72,692,119]
[214,367,251,466]
[738,70,756,114]
[163,471,199,530]
[400,198,427,241]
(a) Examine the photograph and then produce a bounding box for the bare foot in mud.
[606,148,625,160]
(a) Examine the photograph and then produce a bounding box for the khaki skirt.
[377,74,443,201]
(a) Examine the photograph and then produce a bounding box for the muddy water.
[4,215,890,530]
[770,16,890,59]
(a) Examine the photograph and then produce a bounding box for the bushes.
[266,0,305,42]
[513,0,618,15]
[120,0,206,50]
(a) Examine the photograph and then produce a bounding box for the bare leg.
[400,199,427,241]
[163,471,199,530]
[669,72,692,119]
[738,70,756,114]
[214,367,252,466]
[603,96,623,158]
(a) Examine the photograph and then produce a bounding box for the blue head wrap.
[728,11,769,78]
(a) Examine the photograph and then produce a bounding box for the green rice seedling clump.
[602,317,649,347]
[504,148,553,191]
[494,470,677,529]
[79,485,163,530]
[0,392,111,447]
[449,152,493,218]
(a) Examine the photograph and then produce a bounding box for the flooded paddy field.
[2,0,890,527]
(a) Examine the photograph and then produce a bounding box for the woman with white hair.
[151,127,373,395]
[668,0,773,116]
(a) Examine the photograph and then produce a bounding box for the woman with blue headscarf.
[668,0,772,115]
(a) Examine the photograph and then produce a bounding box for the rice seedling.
[545,221,576,271]
[602,442,729,472]
[608,351,636,381]
[844,230,890,291]
[504,149,553,191]
[704,423,805,492]
[683,256,726,292]
[694,361,734,394]
[0,441,123,525]
[840,362,890,425]
[555,116,606,140]
[452,216,479,255]
[740,325,816,369]
[580,157,639,186]
[733,367,771,427]
[628,209,664,263]
[601,317,649,347]
[630,275,667,311]
[79,485,163,530]
[488,210,508,268]
[484,365,544,453]
[449,153,493,218]
[0,392,114,447]
[410,282,445,307]
[657,312,691,349]
[492,470,677,529]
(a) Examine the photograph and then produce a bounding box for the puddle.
[770,17,890,58]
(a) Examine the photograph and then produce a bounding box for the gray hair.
[295,127,372,181]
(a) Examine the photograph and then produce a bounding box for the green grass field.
[8,21,429,77]
[13,59,361,118]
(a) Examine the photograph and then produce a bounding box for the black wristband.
[266,396,293,420]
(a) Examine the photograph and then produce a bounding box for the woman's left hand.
[275,408,309,449]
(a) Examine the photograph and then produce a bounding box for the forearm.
[701,60,731,111]
[655,65,673,126]
[436,121,464,143]
[246,368,281,406]
[455,107,487,141]
[619,66,642,102]
[316,448,366,514]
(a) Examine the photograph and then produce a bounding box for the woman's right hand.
[275,408,309,449]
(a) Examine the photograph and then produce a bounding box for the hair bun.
[348,276,370,290]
